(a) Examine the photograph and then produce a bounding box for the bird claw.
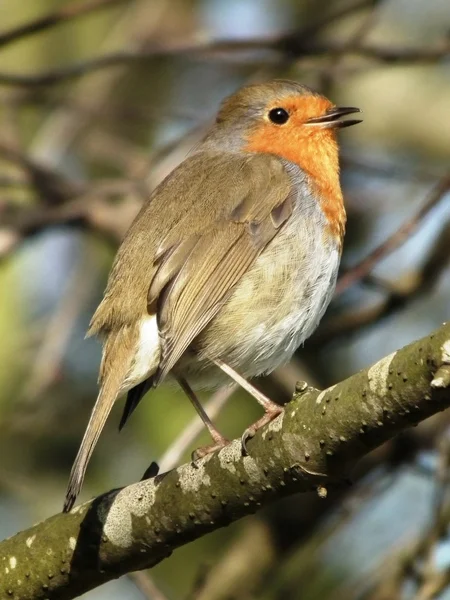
[241,428,255,456]
[240,405,284,456]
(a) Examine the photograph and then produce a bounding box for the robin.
[63,79,361,512]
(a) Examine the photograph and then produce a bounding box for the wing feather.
[151,155,294,384]
[119,152,294,427]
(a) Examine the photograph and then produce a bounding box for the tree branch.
[1,323,450,600]
[0,0,127,50]
[0,38,448,88]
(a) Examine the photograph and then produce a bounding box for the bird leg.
[176,376,229,462]
[213,358,283,454]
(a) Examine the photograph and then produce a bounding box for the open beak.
[306,106,362,129]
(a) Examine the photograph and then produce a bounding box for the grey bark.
[1,322,449,600]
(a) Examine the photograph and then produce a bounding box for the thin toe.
[240,405,284,456]
[191,438,230,464]
[241,428,255,455]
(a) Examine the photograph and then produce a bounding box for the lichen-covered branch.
[1,323,449,600]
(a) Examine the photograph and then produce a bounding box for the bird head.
[205,80,362,240]
[205,80,361,176]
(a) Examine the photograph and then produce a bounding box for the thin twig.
[362,463,450,600]
[0,0,127,49]
[20,248,98,403]
[336,173,450,295]
[313,216,450,344]
[0,38,448,88]
[0,139,85,203]
[318,0,382,92]
[128,571,170,600]
[0,178,142,260]
[412,430,450,599]
[342,155,442,182]
[29,0,172,168]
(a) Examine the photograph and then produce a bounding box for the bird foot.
[241,403,283,455]
[191,435,230,465]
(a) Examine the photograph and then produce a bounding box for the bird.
[63,79,361,512]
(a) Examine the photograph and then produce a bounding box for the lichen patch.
[242,455,262,483]
[316,391,326,405]
[69,501,90,515]
[103,480,157,548]
[442,340,450,363]
[178,462,211,493]
[9,557,16,569]
[316,385,336,405]
[432,375,447,388]
[431,340,450,388]
[367,351,396,396]
[25,535,36,548]
[262,412,284,439]
[283,432,304,459]
[218,442,241,474]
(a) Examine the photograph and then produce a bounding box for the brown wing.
[90,151,289,334]
[150,153,294,384]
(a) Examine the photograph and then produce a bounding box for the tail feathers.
[63,383,119,512]
[119,376,154,431]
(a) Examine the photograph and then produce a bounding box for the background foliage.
[0,0,449,598]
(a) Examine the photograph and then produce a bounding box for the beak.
[306,106,362,129]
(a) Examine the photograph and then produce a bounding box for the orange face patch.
[244,95,346,241]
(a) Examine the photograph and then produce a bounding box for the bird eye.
[268,107,289,125]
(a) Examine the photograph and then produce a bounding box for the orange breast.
[244,96,346,242]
